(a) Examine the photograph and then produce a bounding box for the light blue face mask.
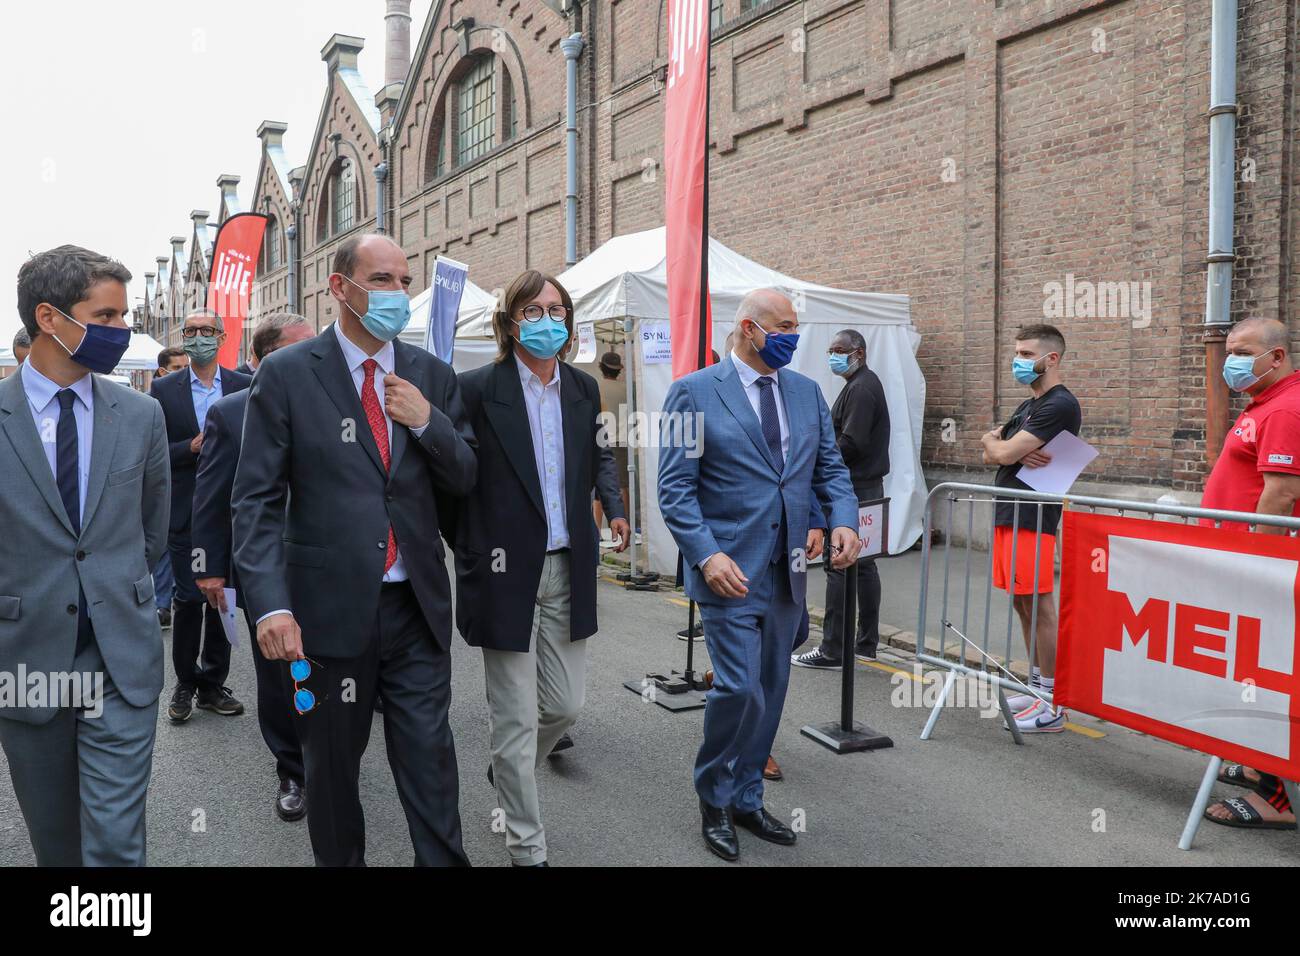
[828,352,860,376]
[513,316,570,359]
[341,275,411,342]
[1223,351,1273,392]
[1012,356,1043,385]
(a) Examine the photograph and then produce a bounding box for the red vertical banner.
[665,0,712,380]
[207,212,267,369]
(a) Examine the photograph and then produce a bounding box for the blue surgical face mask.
[828,352,861,376]
[52,307,132,375]
[1012,356,1043,385]
[341,275,411,342]
[1223,351,1274,392]
[513,316,570,359]
[752,321,799,370]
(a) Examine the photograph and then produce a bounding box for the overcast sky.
[1,0,434,344]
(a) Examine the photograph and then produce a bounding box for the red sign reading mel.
[1057,511,1300,782]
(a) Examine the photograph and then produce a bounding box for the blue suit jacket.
[658,356,858,607]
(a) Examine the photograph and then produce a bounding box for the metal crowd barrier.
[914,481,1300,849]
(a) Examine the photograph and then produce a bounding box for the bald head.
[734,288,795,334]
[1228,317,1289,353]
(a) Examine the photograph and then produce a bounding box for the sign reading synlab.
[1057,511,1300,782]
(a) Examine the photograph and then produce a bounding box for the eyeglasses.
[518,304,571,322]
[181,326,221,338]
[289,657,323,714]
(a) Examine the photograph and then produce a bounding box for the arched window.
[264,215,283,270]
[333,158,356,235]
[457,56,496,166]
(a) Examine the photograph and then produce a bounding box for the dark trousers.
[243,607,305,785]
[820,479,884,661]
[169,539,231,692]
[295,581,468,867]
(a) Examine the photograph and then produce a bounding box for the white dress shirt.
[333,321,430,582]
[515,354,569,551]
[21,360,93,524]
[730,350,789,461]
[190,365,223,432]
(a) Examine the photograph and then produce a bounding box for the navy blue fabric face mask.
[52,307,131,374]
[751,321,799,370]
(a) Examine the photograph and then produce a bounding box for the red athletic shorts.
[992,526,1055,595]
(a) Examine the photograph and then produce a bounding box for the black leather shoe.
[700,799,739,861]
[549,732,574,756]
[511,859,550,867]
[487,762,494,788]
[167,684,194,723]
[732,806,796,846]
[196,685,245,716]
[275,778,306,822]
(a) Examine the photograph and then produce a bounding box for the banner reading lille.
[207,212,268,369]
[1056,511,1300,782]
[664,0,712,380]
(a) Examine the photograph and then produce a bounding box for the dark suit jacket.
[191,388,248,607]
[832,365,890,491]
[150,365,251,536]
[231,329,477,657]
[446,357,625,653]
[235,362,254,375]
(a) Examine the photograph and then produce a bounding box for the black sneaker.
[790,647,841,669]
[158,607,172,629]
[196,686,245,716]
[168,684,195,722]
[855,646,878,662]
[549,732,574,756]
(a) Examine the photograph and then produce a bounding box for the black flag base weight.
[801,719,894,754]
[622,672,708,711]
[617,569,660,591]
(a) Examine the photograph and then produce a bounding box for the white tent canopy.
[556,227,927,575]
[115,332,167,371]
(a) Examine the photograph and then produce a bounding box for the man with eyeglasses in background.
[793,328,890,669]
[149,309,251,723]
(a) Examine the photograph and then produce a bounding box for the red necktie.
[361,359,397,573]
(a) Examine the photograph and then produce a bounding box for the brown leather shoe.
[704,669,714,688]
[764,755,783,781]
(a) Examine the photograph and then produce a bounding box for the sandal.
[1216,763,1264,793]
[1204,795,1297,831]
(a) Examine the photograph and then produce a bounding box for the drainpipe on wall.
[1204,0,1238,468]
[561,32,585,268]
[286,221,299,314]
[376,157,389,235]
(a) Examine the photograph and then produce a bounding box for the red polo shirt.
[1201,371,1300,529]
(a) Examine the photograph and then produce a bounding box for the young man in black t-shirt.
[980,324,1082,734]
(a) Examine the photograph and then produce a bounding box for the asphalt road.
[1,559,1296,867]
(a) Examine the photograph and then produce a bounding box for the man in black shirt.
[980,324,1081,734]
[794,328,891,668]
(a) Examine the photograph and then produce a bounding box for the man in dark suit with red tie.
[232,233,477,866]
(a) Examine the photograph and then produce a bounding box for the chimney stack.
[321,34,365,77]
[384,1,413,88]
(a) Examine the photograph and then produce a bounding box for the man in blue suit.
[659,288,860,862]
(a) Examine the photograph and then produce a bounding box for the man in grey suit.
[0,245,170,865]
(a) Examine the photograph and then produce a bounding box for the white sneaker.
[1013,700,1066,733]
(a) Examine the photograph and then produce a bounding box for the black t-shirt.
[993,384,1082,532]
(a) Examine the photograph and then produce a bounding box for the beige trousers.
[482,552,587,864]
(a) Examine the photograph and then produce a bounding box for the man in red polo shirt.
[1201,317,1299,832]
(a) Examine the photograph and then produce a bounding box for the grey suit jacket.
[0,367,171,724]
